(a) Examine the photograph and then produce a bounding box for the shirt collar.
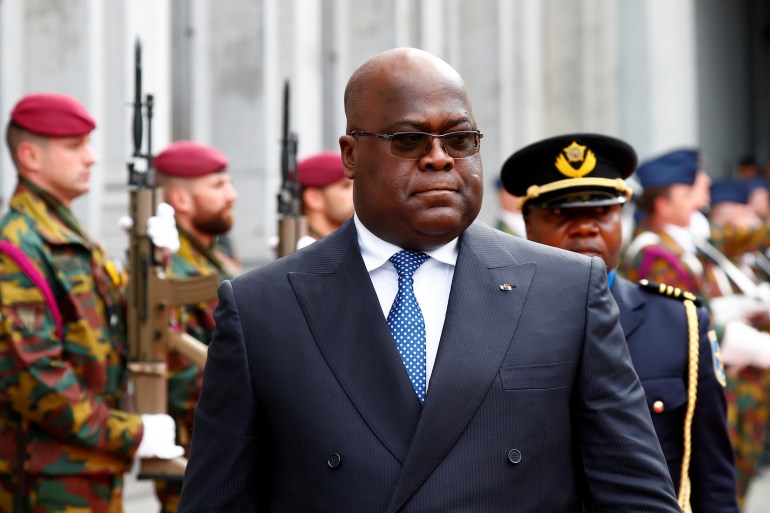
[353,214,459,271]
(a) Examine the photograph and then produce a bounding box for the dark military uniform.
[501,133,739,513]
[0,181,142,513]
[613,276,735,511]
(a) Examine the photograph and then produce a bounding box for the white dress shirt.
[354,215,457,390]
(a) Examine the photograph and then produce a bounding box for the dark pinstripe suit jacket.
[178,220,680,513]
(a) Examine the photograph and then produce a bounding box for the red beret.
[154,141,228,178]
[10,93,96,137]
[297,151,346,188]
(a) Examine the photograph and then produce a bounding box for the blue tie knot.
[390,250,429,278]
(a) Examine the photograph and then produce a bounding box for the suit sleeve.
[690,306,740,512]
[178,280,265,513]
[575,257,682,512]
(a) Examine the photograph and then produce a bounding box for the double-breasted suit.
[178,220,679,513]
[612,276,738,512]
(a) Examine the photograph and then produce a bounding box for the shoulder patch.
[708,329,727,387]
[638,279,702,306]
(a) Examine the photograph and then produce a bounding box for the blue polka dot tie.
[387,250,430,403]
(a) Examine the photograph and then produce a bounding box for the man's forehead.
[192,171,230,188]
[361,83,473,127]
[50,134,90,145]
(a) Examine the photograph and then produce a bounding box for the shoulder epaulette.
[638,279,702,307]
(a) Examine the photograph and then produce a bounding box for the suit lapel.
[613,276,645,340]
[387,223,536,512]
[288,221,421,464]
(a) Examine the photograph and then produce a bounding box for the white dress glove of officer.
[720,319,770,371]
[136,413,185,459]
[118,201,181,254]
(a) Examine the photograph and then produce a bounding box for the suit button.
[653,400,665,413]
[507,449,522,464]
[327,453,341,469]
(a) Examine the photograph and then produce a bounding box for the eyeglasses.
[349,129,483,160]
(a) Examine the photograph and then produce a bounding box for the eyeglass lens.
[390,132,480,159]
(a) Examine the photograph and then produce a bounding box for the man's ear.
[302,187,324,212]
[165,185,193,215]
[339,135,356,179]
[16,141,42,173]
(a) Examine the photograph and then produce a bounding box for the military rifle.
[125,39,218,480]
[276,80,306,257]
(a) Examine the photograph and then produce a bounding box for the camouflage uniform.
[154,227,237,513]
[0,180,142,513]
[620,226,738,301]
[709,221,770,506]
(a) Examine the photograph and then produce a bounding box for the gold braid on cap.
[521,178,633,208]
[678,298,699,513]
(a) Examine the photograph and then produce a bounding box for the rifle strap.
[0,243,43,511]
[178,225,231,278]
[0,241,63,340]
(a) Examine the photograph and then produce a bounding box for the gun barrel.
[132,40,143,156]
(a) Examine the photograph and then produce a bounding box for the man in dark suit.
[501,133,739,513]
[178,49,681,513]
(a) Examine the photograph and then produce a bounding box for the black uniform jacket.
[613,275,738,513]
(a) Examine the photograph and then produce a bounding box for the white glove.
[118,215,133,232]
[137,413,185,459]
[146,202,180,254]
[721,320,770,370]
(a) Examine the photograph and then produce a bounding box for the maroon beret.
[154,141,228,178]
[297,151,346,188]
[10,93,96,137]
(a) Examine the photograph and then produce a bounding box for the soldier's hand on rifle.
[136,413,185,459]
[118,201,181,254]
[147,202,180,254]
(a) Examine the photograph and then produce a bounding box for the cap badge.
[554,141,597,179]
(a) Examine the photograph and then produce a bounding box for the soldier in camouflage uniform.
[152,141,240,513]
[0,93,181,513]
[294,151,354,250]
[620,150,735,298]
[706,180,770,508]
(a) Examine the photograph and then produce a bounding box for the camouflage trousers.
[725,365,770,509]
[0,474,123,513]
[154,480,181,513]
